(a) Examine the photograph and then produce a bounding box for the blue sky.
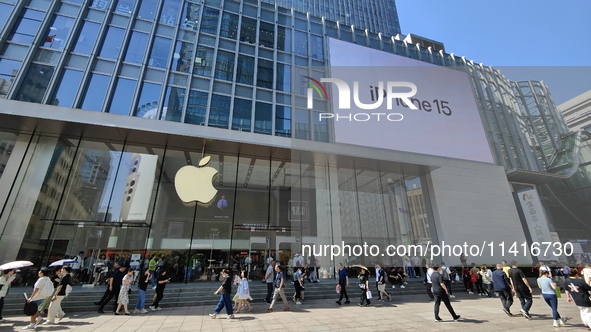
[396,0,591,104]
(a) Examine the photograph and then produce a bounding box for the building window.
[73,21,100,54]
[276,63,291,92]
[275,105,291,137]
[294,30,308,57]
[124,31,149,64]
[295,109,310,140]
[310,35,323,61]
[208,94,231,128]
[214,51,235,81]
[9,9,45,44]
[259,22,274,49]
[236,55,254,85]
[149,37,172,68]
[134,82,162,119]
[51,69,83,107]
[185,90,207,125]
[232,98,252,132]
[180,2,200,31]
[161,86,185,122]
[0,59,22,98]
[138,0,158,21]
[43,15,75,50]
[115,0,134,15]
[220,12,239,40]
[108,77,137,115]
[200,7,220,35]
[171,41,192,73]
[99,26,125,59]
[255,102,272,135]
[313,112,329,142]
[91,0,111,11]
[240,17,257,44]
[15,64,54,104]
[81,73,110,111]
[277,26,291,52]
[159,0,181,26]
[256,59,273,89]
[193,47,214,77]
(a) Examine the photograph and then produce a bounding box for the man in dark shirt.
[508,261,533,319]
[335,263,350,305]
[492,263,514,316]
[98,265,127,313]
[267,264,291,312]
[431,265,460,322]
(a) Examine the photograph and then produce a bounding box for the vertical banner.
[518,188,558,261]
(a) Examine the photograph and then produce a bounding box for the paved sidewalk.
[0,292,587,331]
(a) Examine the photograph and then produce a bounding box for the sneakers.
[400,285,405,289]
[503,308,512,316]
[468,291,474,295]
[283,307,291,311]
[133,309,139,314]
[34,317,43,327]
[227,314,234,319]
[41,321,54,325]
[520,309,532,319]
[344,300,350,304]
[140,309,148,314]
[449,295,456,298]
[156,307,162,311]
[209,313,217,319]
[149,306,156,311]
[553,320,560,328]
[435,318,443,322]
[335,301,342,305]
[454,315,461,321]
[58,312,66,321]
[559,319,566,327]
[152,286,157,290]
[392,285,396,288]
[267,308,273,312]
[22,324,36,330]
[296,301,302,305]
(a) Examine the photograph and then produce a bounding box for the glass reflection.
[51,69,83,107]
[161,86,185,122]
[43,15,75,50]
[81,73,110,112]
[171,41,192,73]
[208,94,230,128]
[15,64,54,103]
[73,21,101,54]
[91,0,111,10]
[0,59,22,98]
[138,0,158,20]
[236,55,254,85]
[99,26,125,59]
[180,2,200,31]
[275,105,291,137]
[160,0,181,25]
[115,0,134,15]
[9,9,44,44]
[214,51,234,81]
[0,4,14,29]
[193,47,213,77]
[184,90,207,125]
[124,32,149,64]
[254,102,272,135]
[149,37,172,68]
[134,82,162,119]
[0,132,17,181]
[232,98,251,132]
[108,78,137,115]
[200,7,220,35]
[220,12,238,39]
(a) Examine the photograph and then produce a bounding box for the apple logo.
[174,156,218,204]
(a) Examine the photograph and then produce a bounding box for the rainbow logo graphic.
[522,193,533,201]
[304,76,329,100]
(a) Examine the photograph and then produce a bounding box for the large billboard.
[318,38,493,163]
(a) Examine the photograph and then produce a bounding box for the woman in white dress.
[115,269,134,315]
[235,270,252,313]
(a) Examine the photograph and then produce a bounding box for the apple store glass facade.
[0,132,433,282]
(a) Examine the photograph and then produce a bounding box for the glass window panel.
[73,21,100,54]
[124,31,149,64]
[91,0,111,10]
[295,18,306,31]
[220,12,239,40]
[232,98,251,131]
[240,17,256,44]
[256,59,273,89]
[9,9,45,44]
[185,90,207,125]
[0,4,14,28]
[0,59,22,98]
[294,108,309,140]
[180,2,200,31]
[171,41,192,73]
[313,112,329,142]
[275,105,291,137]
[254,101,272,135]
[200,7,220,35]
[51,69,83,107]
[111,13,130,26]
[259,22,274,49]
[223,0,239,12]
[277,27,291,52]
[214,50,234,81]
[276,63,290,92]
[138,0,158,20]
[236,55,254,85]
[310,35,323,61]
[1,43,28,59]
[108,77,137,115]
[15,64,53,103]
[208,94,230,128]
[277,14,289,26]
[242,4,256,17]
[149,36,172,68]
[81,73,110,111]
[161,86,185,122]
[115,0,134,15]
[294,30,308,57]
[160,0,181,25]
[193,47,214,77]
[134,82,162,119]
[99,26,125,59]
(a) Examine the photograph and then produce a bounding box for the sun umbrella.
[0,260,33,271]
[351,264,370,271]
[49,259,76,267]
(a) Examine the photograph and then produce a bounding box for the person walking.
[508,261,533,319]
[148,254,158,289]
[358,267,371,307]
[235,270,252,313]
[23,268,53,330]
[424,264,435,301]
[209,269,234,319]
[98,265,127,313]
[267,264,291,312]
[462,266,474,294]
[479,265,493,298]
[582,263,591,286]
[492,263,514,316]
[564,268,591,328]
[374,263,391,301]
[115,269,134,315]
[0,269,17,323]
[264,259,275,304]
[538,270,565,328]
[440,262,452,297]
[43,266,71,325]
[335,263,350,305]
[134,268,151,314]
[150,269,170,311]
[431,265,461,322]
[292,267,303,305]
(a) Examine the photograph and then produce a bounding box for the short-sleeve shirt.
[564,278,591,307]
[138,273,148,291]
[265,265,274,284]
[156,274,168,292]
[111,269,124,288]
[431,272,445,295]
[57,274,71,296]
[537,276,555,295]
[274,271,284,288]
[149,259,157,271]
[221,276,231,294]
[508,268,528,290]
[338,268,348,282]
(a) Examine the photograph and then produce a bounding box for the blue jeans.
[149,270,156,287]
[185,268,194,282]
[214,293,233,315]
[135,289,146,310]
[406,266,415,278]
[542,293,561,320]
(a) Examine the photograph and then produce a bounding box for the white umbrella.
[0,260,33,270]
[49,259,76,267]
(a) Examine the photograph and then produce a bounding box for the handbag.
[336,285,341,293]
[358,283,365,289]
[23,301,38,316]
[556,286,562,298]
[366,290,372,299]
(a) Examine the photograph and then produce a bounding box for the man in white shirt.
[582,263,591,286]
[264,259,275,304]
[440,262,454,298]
[425,263,434,301]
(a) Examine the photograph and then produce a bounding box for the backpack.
[39,278,55,298]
